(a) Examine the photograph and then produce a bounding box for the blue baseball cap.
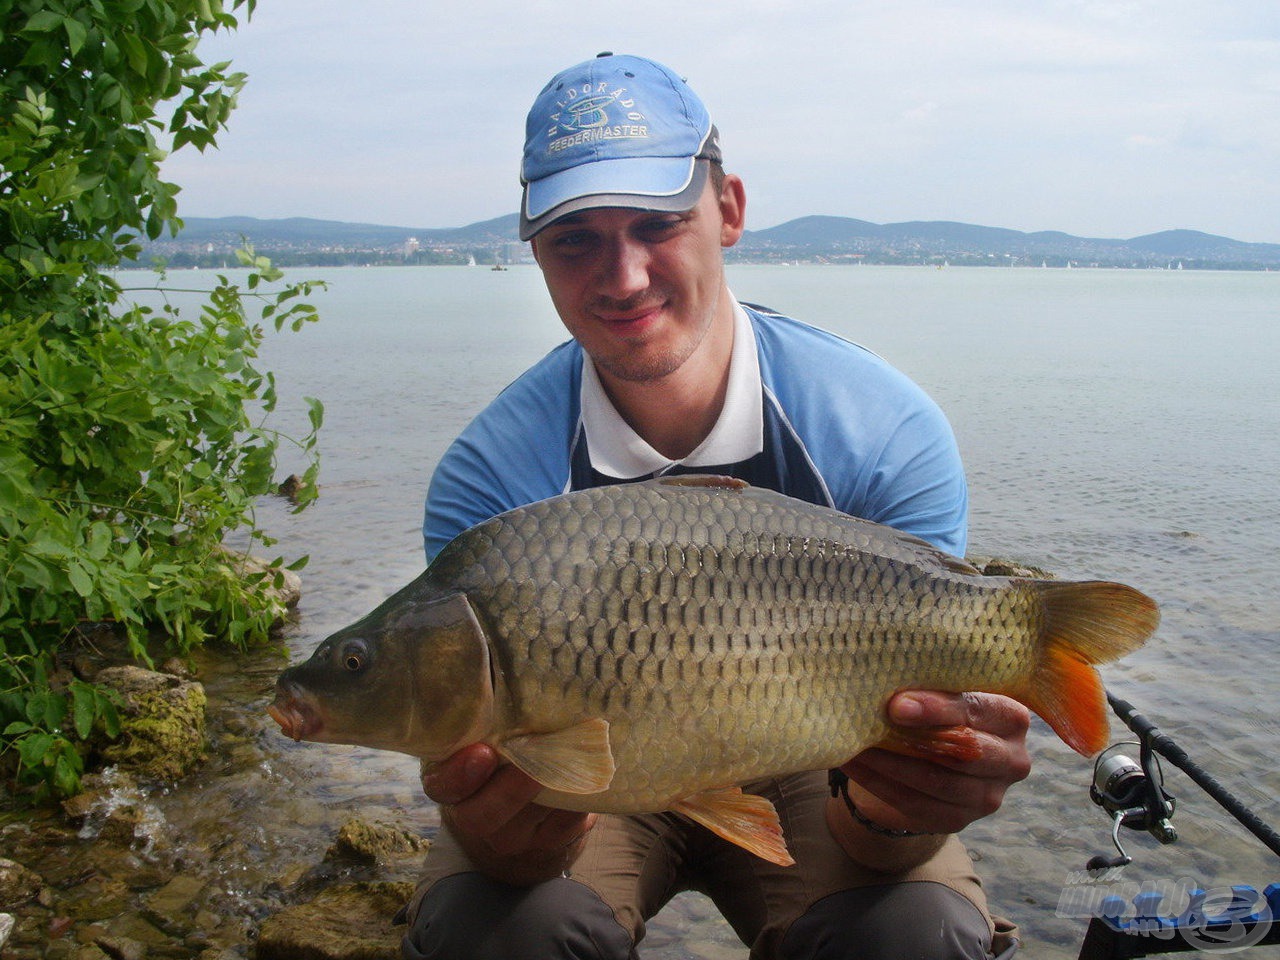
[519,53,722,240]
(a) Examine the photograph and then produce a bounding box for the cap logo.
[544,83,648,155]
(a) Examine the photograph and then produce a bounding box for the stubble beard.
[585,290,718,384]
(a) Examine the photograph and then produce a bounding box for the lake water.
[128,263,1280,957]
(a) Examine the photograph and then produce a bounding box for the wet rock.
[43,943,110,960]
[63,875,131,922]
[94,934,147,960]
[93,666,207,781]
[62,769,142,826]
[141,875,206,921]
[98,804,149,847]
[255,881,415,960]
[970,556,1058,579]
[277,474,313,504]
[159,657,194,679]
[0,858,44,905]
[326,818,429,866]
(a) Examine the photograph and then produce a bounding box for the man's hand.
[421,743,597,886]
[827,691,1031,871]
[844,690,1032,834]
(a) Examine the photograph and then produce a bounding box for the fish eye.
[339,639,369,673]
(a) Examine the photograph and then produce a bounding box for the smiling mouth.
[596,303,665,326]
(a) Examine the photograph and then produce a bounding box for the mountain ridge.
[145,214,1280,268]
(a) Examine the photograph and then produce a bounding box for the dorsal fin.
[656,475,750,491]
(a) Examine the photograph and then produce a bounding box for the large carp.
[269,476,1158,865]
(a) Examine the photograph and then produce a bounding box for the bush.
[1,0,322,797]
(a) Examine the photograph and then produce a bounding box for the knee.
[781,882,994,960]
[402,873,634,960]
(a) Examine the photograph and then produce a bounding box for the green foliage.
[1,0,323,798]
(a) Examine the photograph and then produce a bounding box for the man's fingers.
[421,743,504,805]
[888,691,1031,740]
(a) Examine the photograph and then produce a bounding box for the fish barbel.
[269,476,1158,865]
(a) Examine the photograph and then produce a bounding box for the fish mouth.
[268,684,322,742]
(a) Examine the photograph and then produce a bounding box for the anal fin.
[499,718,614,794]
[672,787,795,866]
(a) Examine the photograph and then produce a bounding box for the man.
[404,53,1027,960]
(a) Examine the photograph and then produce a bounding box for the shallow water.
[18,264,1279,957]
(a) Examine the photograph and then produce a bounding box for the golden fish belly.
[429,481,1041,811]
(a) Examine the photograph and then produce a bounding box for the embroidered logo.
[544,82,649,155]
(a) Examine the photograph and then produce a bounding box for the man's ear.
[719,174,746,248]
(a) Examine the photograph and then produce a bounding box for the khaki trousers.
[404,770,1018,959]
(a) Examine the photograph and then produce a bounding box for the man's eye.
[638,218,682,240]
[553,230,591,246]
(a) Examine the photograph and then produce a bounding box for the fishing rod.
[1076,692,1280,958]
[1093,692,1280,866]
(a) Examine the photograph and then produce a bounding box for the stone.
[972,556,1057,579]
[0,858,44,905]
[143,874,207,917]
[326,818,428,866]
[98,804,147,847]
[92,666,207,781]
[93,935,146,960]
[255,881,415,960]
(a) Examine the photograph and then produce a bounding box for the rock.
[141,875,206,921]
[969,556,1058,580]
[62,769,141,825]
[277,474,313,504]
[0,858,44,905]
[159,657,194,679]
[92,666,207,781]
[0,913,14,950]
[94,935,146,960]
[97,804,148,847]
[326,818,428,866]
[255,881,415,960]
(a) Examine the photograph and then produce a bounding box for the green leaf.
[22,10,64,32]
[306,396,325,431]
[63,16,88,56]
[68,561,94,598]
[72,684,96,740]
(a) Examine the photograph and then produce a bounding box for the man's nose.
[596,237,650,300]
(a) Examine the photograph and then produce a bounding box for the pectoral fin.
[498,718,615,794]
[672,788,795,867]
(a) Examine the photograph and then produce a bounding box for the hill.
[735,217,1280,268]
[140,214,1280,270]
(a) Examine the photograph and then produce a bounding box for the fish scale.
[270,475,1158,865]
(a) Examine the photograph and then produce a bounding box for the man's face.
[530,177,745,385]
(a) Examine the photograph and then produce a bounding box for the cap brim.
[520,158,710,241]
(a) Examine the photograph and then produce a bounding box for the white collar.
[580,301,763,478]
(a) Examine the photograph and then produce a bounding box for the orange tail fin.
[1020,581,1159,755]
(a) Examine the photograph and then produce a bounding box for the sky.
[163,0,1280,244]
